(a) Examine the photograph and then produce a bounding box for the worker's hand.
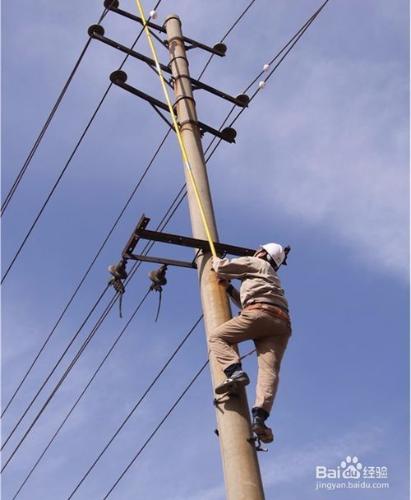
[211,256,222,272]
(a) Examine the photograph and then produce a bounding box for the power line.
[1,1,163,284]
[198,0,257,80]
[231,0,331,121]
[4,0,326,452]
[101,346,264,499]
[2,179,187,460]
[2,0,257,421]
[12,313,202,499]
[1,190,199,471]
[1,290,120,472]
[102,360,209,500]
[1,285,111,452]
[0,2,115,217]
[67,316,202,500]
[1,129,171,419]
[205,0,331,161]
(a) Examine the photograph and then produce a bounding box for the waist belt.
[243,303,290,323]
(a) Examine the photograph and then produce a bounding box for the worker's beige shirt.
[212,256,289,312]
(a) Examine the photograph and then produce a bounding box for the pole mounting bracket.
[121,214,256,264]
[88,26,249,109]
[103,0,227,57]
[109,71,238,143]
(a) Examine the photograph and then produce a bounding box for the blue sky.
[1,1,409,499]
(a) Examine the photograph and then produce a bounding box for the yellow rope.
[134,0,217,257]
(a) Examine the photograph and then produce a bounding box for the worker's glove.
[211,256,223,273]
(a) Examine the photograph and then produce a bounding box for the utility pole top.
[164,14,181,23]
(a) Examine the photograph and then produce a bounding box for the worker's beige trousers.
[209,310,291,414]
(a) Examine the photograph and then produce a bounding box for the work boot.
[252,407,274,443]
[215,363,250,395]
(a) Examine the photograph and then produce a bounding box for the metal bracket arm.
[124,254,196,269]
[88,26,248,108]
[110,71,238,143]
[122,214,150,257]
[89,26,170,73]
[103,1,227,57]
[110,70,170,111]
[122,215,256,260]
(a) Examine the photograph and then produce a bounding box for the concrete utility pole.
[165,15,265,500]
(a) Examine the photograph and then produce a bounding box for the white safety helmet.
[260,243,287,269]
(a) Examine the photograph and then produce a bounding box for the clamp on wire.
[149,264,168,321]
[108,259,128,318]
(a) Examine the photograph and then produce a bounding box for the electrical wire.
[204,0,331,162]
[0,1,115,217]
[1,190,198,471]
[67,315,203,500]
[231,0,331,122]
[1,129,172,419]
[1,285,111,452]
[1,287,121,471]
[3,0,289,427]
[102,360,210,500]
[101,346,267,499]
[12,314,203,499]
[2,0,258,422]
[198,0,257,80]
[0,0,163,284]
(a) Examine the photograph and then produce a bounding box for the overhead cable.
[205,0,331,161]
[0,1,115,216]
[102,360,209,499]
[1,191,198,470]
[1,129,171,419]
[12,315,202,499]
[1,286,111,453]
[198,0,257,80]
[101,345,271,499]
[0,0,163,284]
[66,315,203,499]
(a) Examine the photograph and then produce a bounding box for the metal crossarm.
[103,0,227,57]
[89,26,248,108]
[126,254,196,269]
[110,71,238,143]
[121,215,256,262]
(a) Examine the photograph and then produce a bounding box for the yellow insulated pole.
[164,14,265,500]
